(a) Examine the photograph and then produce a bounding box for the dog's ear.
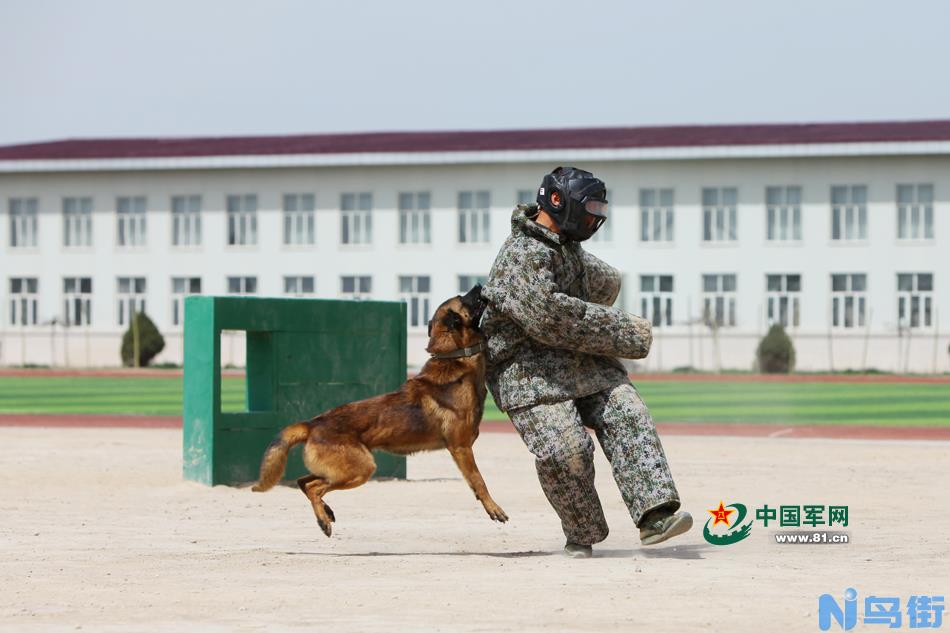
[441,310,463,331]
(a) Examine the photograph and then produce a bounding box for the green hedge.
[121,312,166,367]
[756,324,795,373]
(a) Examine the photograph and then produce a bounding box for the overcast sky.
[2,0,949,146]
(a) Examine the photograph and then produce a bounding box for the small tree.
[756,324,795,373]
[121,312,165,367]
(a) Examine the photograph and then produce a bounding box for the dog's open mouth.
[470,300,487,329]
[460,284,488,330]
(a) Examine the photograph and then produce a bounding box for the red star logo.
[708,501,735,527]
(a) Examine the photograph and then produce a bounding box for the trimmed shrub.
[121,312,165,367]
[756,324,795,374]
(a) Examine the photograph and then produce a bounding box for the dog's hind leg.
[300,442,378,537]
[297,475,335,522]
[300,477,335,537]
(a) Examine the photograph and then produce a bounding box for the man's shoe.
[563,542,593,558]
[640,511,693,546]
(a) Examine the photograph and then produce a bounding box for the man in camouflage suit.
[480,166,692,557]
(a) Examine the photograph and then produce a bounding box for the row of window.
[7,272,935,331]
[691,184,933,243]
[5,183,936,249]
[6,274,486,330]
[639,272,934,330]
[6,191,494,249]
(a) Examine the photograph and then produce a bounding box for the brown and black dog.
[251,285,508,536]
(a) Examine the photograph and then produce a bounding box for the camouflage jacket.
[480,204,653,412]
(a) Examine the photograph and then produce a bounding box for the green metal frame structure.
[182,296,407,485]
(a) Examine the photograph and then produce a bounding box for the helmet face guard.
[536,166,609,241]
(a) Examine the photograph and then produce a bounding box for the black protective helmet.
[536,166,609,241]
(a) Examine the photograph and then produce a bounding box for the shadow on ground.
[286,550,552,559]
[636,543,712,560]
[284,542,711,560]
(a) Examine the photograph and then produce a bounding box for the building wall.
[0,156,946,371]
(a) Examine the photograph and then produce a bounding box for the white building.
[0,121,947,372]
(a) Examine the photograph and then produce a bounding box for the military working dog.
[251,285,508,536]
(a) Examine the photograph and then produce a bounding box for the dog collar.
[429,341,487,360]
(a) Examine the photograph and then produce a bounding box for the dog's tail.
[251,421,313,492]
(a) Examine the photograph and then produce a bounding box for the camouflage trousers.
[507,382,680,545]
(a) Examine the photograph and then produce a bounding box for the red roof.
[2,120,950,161]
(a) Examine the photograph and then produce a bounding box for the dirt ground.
[1,427,948,633]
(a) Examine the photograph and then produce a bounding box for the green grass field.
[0,375,947,426]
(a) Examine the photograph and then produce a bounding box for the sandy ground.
[1,427,948,633]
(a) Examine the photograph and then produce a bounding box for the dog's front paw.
[485,504,509,523]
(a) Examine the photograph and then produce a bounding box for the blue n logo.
[818,588,858,631]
